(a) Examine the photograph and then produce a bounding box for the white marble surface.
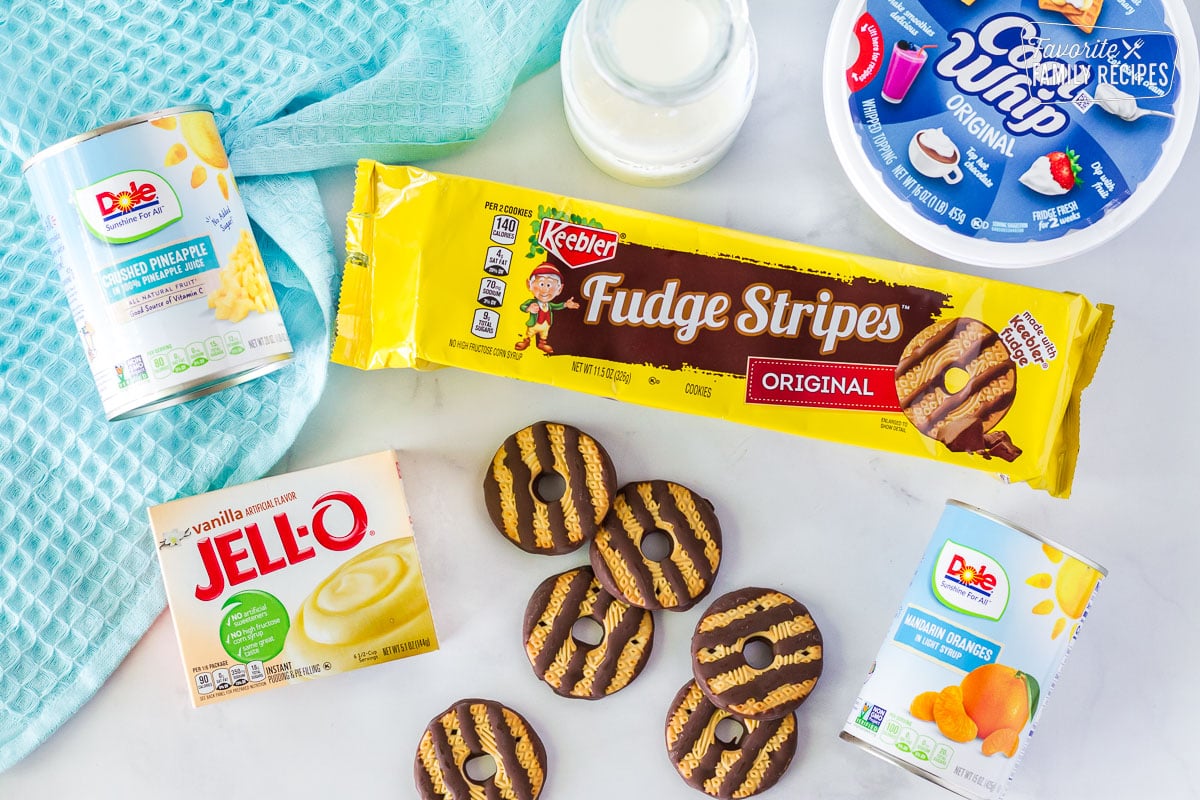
[3,2,1198,798]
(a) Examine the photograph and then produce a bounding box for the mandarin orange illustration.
[910,690,938,722]
[981,727,1020,758]
[933,685,977,743]
[960,664,1034,739]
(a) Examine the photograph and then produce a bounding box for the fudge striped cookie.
[691,588,823,721]
[665,679,799,798]
[483,421,618,555]
[589,480,722,612]
[895,317,1021,462]
[523,565,655,699]
[414,698,547,800]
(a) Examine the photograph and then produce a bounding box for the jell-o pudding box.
[149,451,438,706]
[841,501,1105,799]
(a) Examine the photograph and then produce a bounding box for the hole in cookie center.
[943,366,970,395]
[571,616,606,648]
[640,529,674,562]
[743,636,775,669]
[714,717,747,749]
[533,472,566,503]
[464,753,498,783]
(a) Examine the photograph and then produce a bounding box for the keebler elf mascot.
[516,263,579,354]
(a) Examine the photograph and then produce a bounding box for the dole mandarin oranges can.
[841,500,1105,799]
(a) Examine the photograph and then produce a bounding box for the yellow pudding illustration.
[285,537,437,672]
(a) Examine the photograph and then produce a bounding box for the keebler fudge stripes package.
[333,162,1112,497]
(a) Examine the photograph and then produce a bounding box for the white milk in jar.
[561,0,759,186]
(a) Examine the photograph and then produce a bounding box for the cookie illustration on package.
[691,587,824,721]
[589,480,722,612]
[414,698,547,800]
[895,317,1022,462]
[523,565,654,699]
[483,421,618,555]
[665,679,799,798]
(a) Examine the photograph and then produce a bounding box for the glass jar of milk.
[560,0,758,187]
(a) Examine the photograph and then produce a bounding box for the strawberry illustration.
[1046,150,1081,193]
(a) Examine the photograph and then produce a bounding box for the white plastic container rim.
[822,0,1200,269]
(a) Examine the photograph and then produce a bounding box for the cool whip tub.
[841,501,1105,799]
[149,451,438,706]
[23,105,292,419]
[824,0,1198,267]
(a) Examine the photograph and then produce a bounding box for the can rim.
[21,104,215,173]
[839,730,989,800]
[946,499,1108,577]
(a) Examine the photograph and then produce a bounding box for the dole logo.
[193,490,370,602]
[75,169,182,245]
[945,553,998,594]
[537,217,618,269]
[932,540,1010,621]
[96,179,158,219]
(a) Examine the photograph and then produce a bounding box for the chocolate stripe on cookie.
[593,600,654,695]
[665,680,798,798]
[897,326,998,410]
[414,699,547,800]
[528,570,595,677]
[484,422,617,555]
[895,319,1019,456]
[473,702,533,800]
[591,481,722,612]
[692,588,823,721]
[594,501,656,606]
[523,566,654,700]
[638,483,704,604]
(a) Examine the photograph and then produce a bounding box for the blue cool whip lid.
[823,0,1198,267]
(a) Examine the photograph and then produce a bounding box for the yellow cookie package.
[333,162,1113,497]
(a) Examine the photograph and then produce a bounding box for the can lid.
[21,104,215,173]
[946,499,1108,577]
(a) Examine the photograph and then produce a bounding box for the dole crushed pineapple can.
[841,500,1105,799]
[23,104,292,420]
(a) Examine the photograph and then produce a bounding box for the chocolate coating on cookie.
[589,480,722,612]
[414,697,547,800]
[665,680,798,798]
[895,318,1021,460]
[483,421,618,555]
[691,588,823,721]
[523,565,654,699]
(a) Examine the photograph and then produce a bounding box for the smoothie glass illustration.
[882,41,935,104]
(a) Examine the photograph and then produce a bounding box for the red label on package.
[538,218,619,269]
[745,357,900,412]
[847,13,884,92]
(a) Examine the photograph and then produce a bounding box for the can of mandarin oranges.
[841,500,1105,799]
[22,105,292,421]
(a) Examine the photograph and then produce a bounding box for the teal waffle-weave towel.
[0,0,578,771]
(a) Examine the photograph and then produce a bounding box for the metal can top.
[946,499,1108,577]
[21,103,215,174]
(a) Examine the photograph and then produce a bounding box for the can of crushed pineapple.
[23,105,292,420]
[841,500,1106,799]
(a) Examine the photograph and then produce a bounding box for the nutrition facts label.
[470,213,524,341]
[195,660,265,696]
